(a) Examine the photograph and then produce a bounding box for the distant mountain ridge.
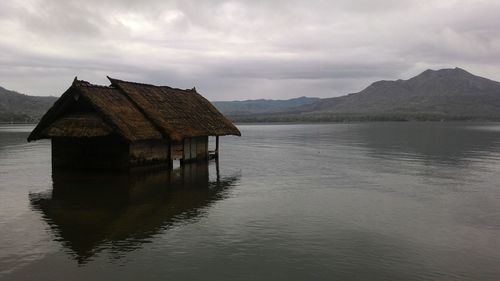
[0,86,57,122]
[229,67,500,122]
[297,67,500,116]
[212,96,320,115]
[2,67,500,123]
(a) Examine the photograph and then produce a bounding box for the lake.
[1,123,500,281]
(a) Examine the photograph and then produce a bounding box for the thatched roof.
[42,112,113,138]
[28,77,240,142]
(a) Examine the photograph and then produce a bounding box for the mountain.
[295,67,500,118]
[212,96,320,115]
[2,67,500,123]
[0,86,57,122]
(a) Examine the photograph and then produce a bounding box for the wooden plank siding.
[52,136,211,171]
[181,136,209,162]
[171,141,183,160]
[197,137,208,159]
[190,138,196,159]
[129,140,170,167]
[183,138,190,160]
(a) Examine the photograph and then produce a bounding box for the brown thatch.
[76,83,162,141]
[41,112,112,138]
[28,77,240,142]
[109,77,241,141]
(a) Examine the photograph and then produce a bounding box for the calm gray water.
[1,123,500,281]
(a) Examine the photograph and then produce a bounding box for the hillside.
[296,68,500,117]
[231,68,500,122]
[0,86,57,123]
[2,67,500,123]
[212,96,319,115]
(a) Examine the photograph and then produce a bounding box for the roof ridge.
[107,76,171,139]
[81,84,114,89]
[107,76,196,92]
[73,78,113,89]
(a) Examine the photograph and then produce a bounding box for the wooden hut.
[28,77,240,171]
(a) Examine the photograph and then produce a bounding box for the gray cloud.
[0,0,499,100]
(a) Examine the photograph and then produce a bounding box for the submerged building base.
[52,136,219,172]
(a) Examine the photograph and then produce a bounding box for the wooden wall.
[129,140,170,167]
[52,137,129,171]
[182,136,208,162]
[52,136,210,171]
[171,141,184,160]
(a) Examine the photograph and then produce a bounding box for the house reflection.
[29,161,240,264]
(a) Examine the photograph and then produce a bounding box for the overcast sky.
[1,0,499,100]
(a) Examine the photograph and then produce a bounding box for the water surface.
[1,123,500,281]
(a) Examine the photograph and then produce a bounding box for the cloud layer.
[1,0,499,100]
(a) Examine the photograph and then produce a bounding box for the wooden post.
[215,136,219,158]
[216,156,220,183]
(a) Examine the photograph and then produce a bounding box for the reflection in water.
[29,162,239,264]
[348,123,500,165]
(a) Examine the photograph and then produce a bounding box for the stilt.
[215,136,219,159]
[216,156,220,183]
